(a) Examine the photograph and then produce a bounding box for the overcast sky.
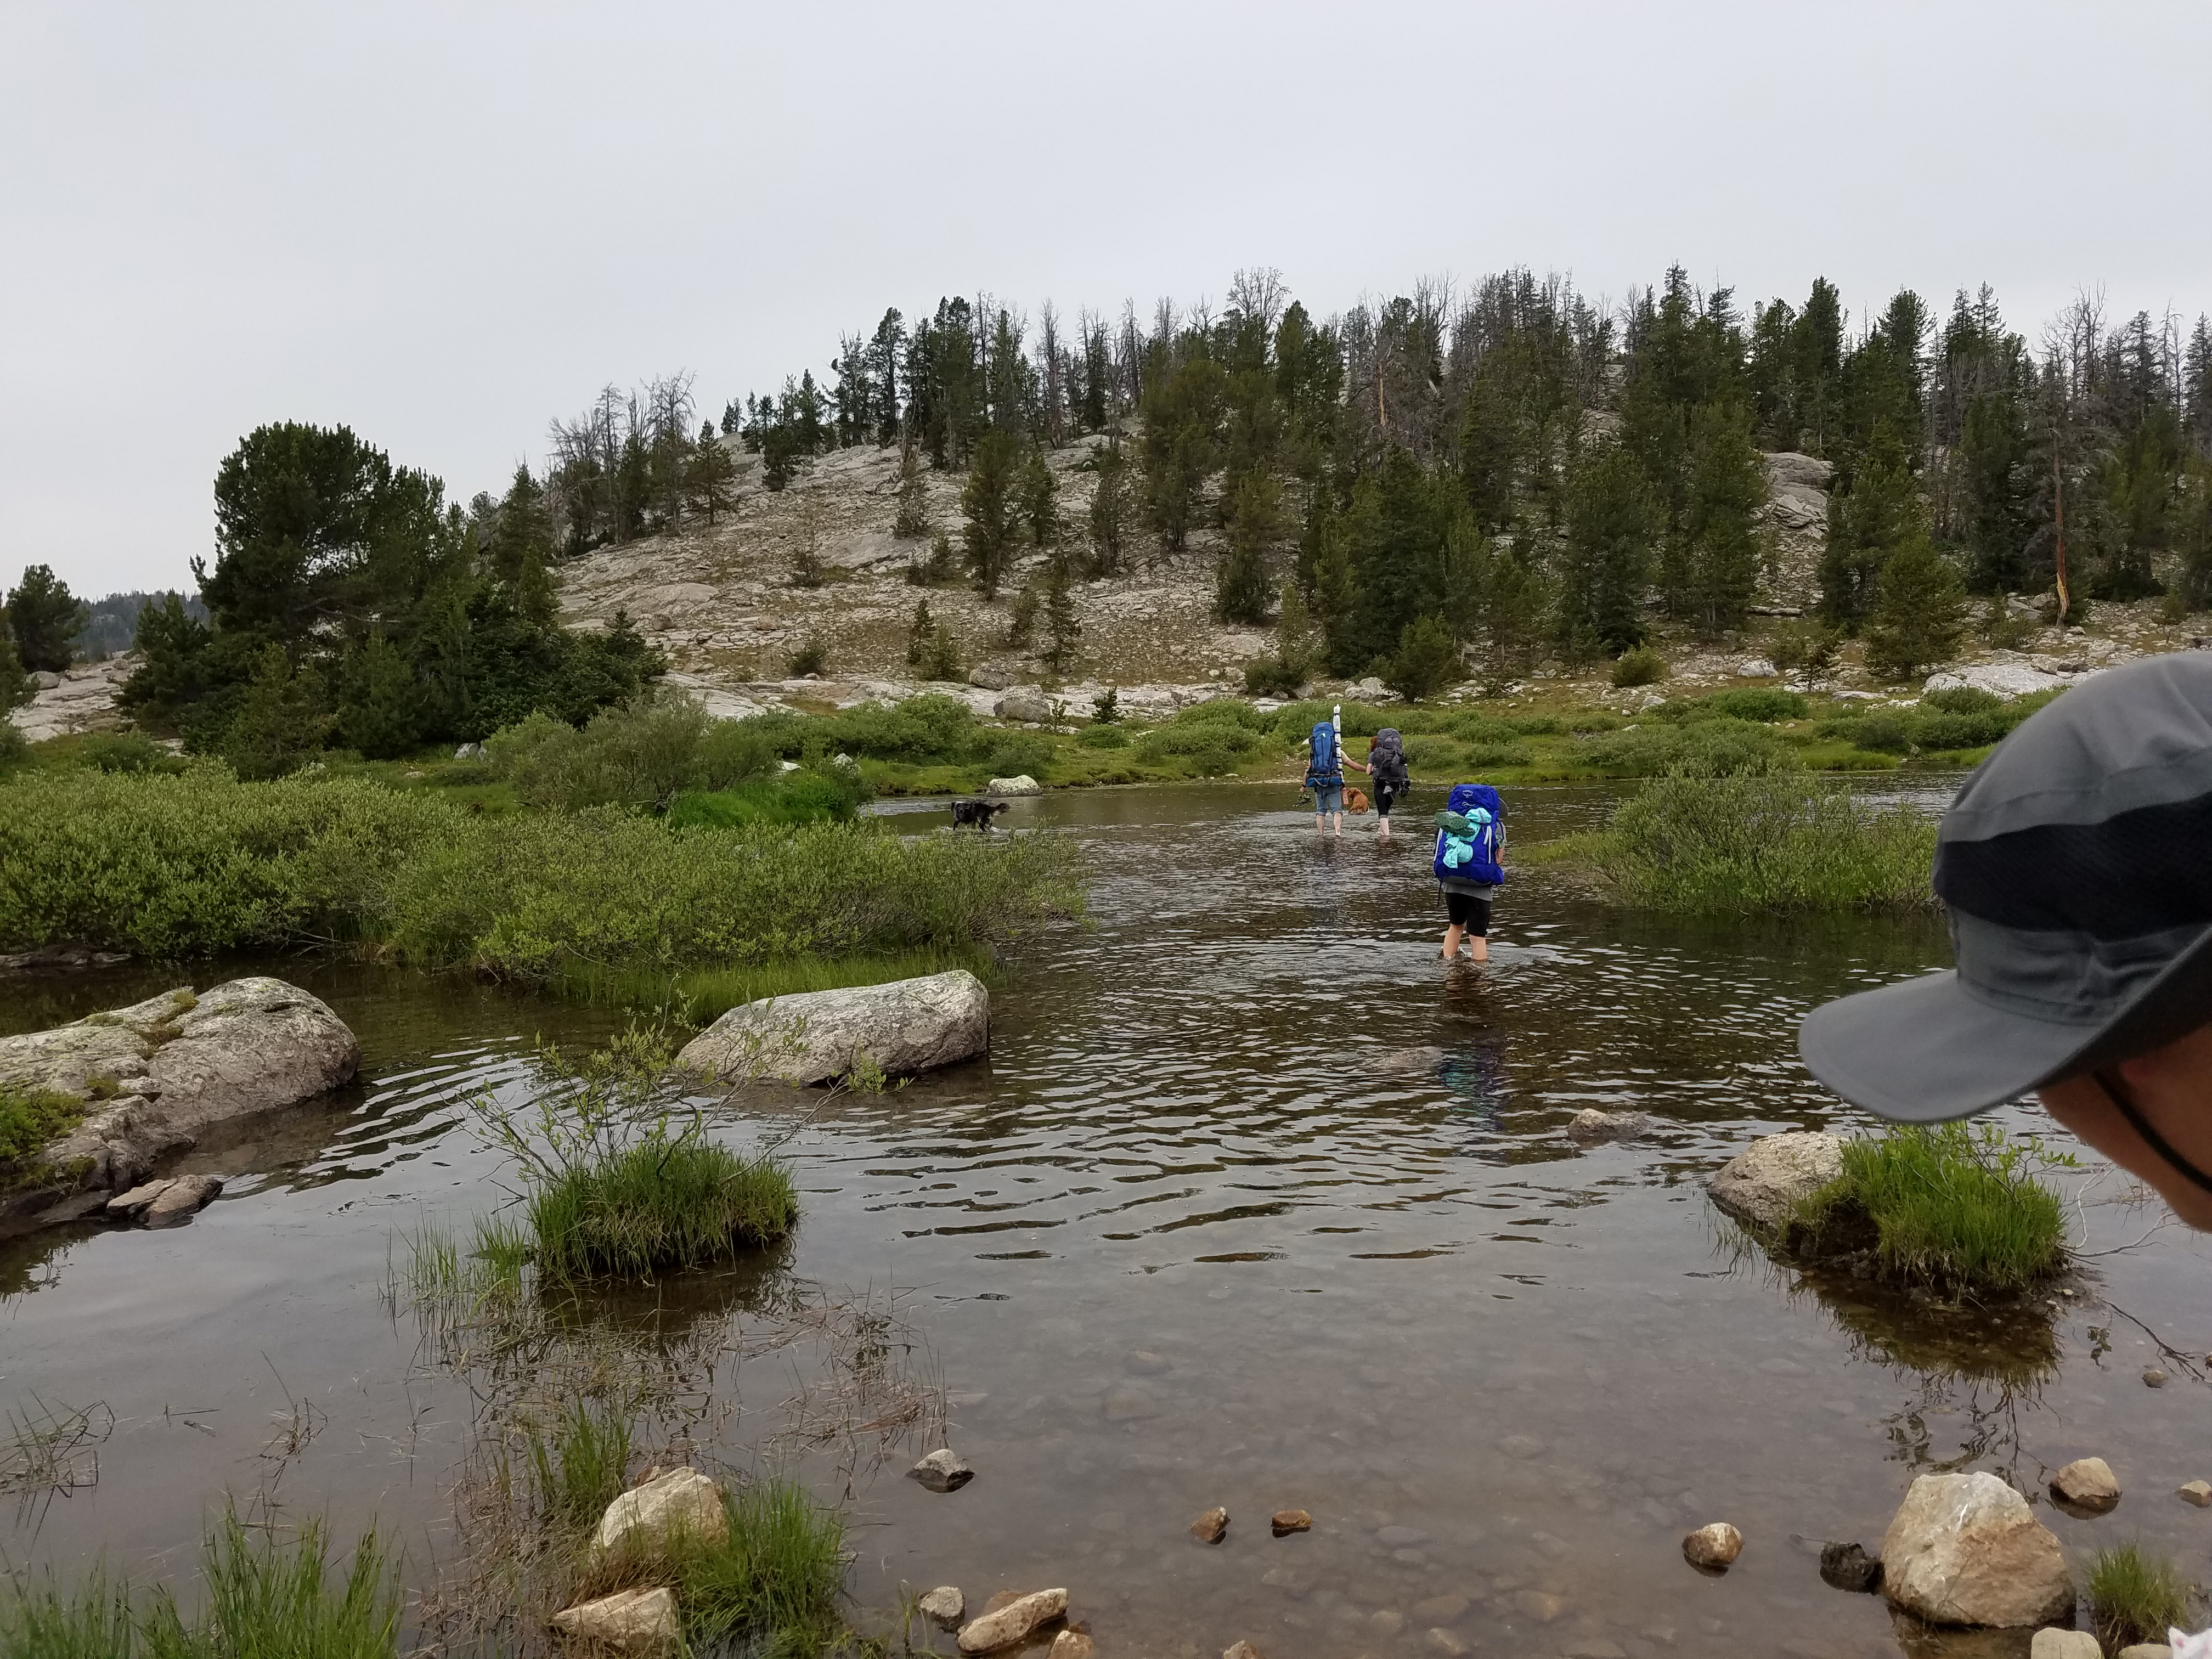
[5,1,2209,598]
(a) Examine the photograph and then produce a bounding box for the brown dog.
[1346,788,1370,814]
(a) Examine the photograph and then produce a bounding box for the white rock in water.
[143,1173,222,1228]
[1735,658,1779,678]
[593,1468,728,1556]
[2049,1455,2120,1513]
[984,774,1042,797]
[1683,1521,1743,1570]
[909,1447,974,1491]
[1881,1471,2074,1628]
[918,1586,966,1628]
[2031,1630,2103,1659]
[1706,1132,1843,1231]
[551,1585,678,1651]
[957,1587,1066,1654]
[675,970,990,1087]
[1923,662,2080,701]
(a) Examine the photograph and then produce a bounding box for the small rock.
[1425,1630,1470,1658]
[1048,1633,1094,1659]
[2049,1457,2121,1515]
[1190,1506,1229,1544]
[105,1178,176,1217]
[142,1173,222,1228]
[2177,1480,2212,1506]
[2030,1631,2102,1659]
[918,1586,965,1628]
[1512,1590,1565,1622]
[1880,1470,2073,1628]
[1373,1045,1448,1077]
[594,1467,727,1556]
[1223,1644,1267,1659]
[1412,1594,1470,1623]
[2117,1645,2175,1659]
[1566,1108,1664,1143]
[550,1585,679,1651]
[1269,1508,1311,1536]
[910,1448,975,1492]
[453,741,484,760]
[957,1588,1066,1655]
[1707,1131,1844,1232]
[1683,1522,1742,1570]
[1819,1540,1882,1593]
[1367,1609,1404,1636]
[1736,658,1779,678]
[2145,1368,2169,1387]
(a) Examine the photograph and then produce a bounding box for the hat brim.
[1799,926,2212,1123]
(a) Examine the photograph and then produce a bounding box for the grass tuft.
[2087,1542,2192,1650]
[675,1480,847,1651]
[0,1085,87,1187]
[531,1137,798,1282]
[525,1399,633,1535]
[1790,1122,2069,1296]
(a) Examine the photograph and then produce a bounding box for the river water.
[5,782,2211,1658]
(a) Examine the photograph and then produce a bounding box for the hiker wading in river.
[1304,717,1346,838]
[1353,727,1412,843]
[1435,782,1506,963]
[1802,654,2212,1231]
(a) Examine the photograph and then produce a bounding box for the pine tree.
[489,465,559,627]
[1384,614,1460,702]
[1677,399,1770,637]
[687,422,738,526]
[962,431,1022,597]
[921,622,962,682]
[1087,435,1132,577]
[2175,461,2212,613]
[0,612,32,710]
[1864,534,1968,680]
[1819,428,1919,631]
[893,442,929,538]
[1464,537,1550,694]
[332,629,425,759]
[7,563,88,672]
[1042,552,1081,672]
[1141,354,1226,552]
[222,645,329,780]
[1005,580,1039,648]
[1216,471,1282,624]
[1558,443,1654,656]
[1458,369,1523,534]
[1960,390,2032,591]
[906,599,934,666]
[1017,447,1059,550]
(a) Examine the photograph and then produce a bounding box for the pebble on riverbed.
[2030,1630,2103,1659]
[1269,1508,1311,1536]
[918,1587,964,1628]
[1048,1632,1094,1659]
[910,1448,974,1492]
[1681,1522,1743,1571]
[956,1588,1066,1655]
[1818,1541,1883,1593]
[2145,1367,2170,1387]
[1222,1643,1267,1659]
[1190,1506,1229,1543]
[2177,1480,2212,1506]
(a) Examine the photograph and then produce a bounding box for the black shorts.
[1375,782,1400,817]
[1444,889,1492,935]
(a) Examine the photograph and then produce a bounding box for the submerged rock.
[1881,1471,2073,1628]
[2049,1457,2120,1515]
[2030,1631,2102,1659]
[1682,1522,1742,1570]
[1048,1633,1094,1659]
[1567,1108,1664,1143]
[1372,1045,1447,1077]
[1222,1644,1268,1659]
[918,1586,966,1628]
[143,1173,223,1228]
[1190,1506,1229,1543]
[0,978,358,1237]
[674,970,989,1087]
[551,1585,678,1651]
[956,1587,1066,1654]
[1820,1541,1883,1593]
[910,1448,974,1492]
[2145,1368,2170,1387]
[1270,1508,1311,1535]
[1707,1131,1844,1232]
[594,1468,727,1556]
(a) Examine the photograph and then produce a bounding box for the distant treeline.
[534,267,2210,686]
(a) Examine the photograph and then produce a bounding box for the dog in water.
[951,798,1009,831]
[1346,787,1370,814]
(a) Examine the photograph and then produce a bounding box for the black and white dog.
[950,798,1010,831]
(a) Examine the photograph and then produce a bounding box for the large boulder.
[1924,662,2083,701]
[0,978,358,1234]
[1766,452,1837,489]
[1707,1131,1843,1232]
[594,1468,728,1556]
[675,970,989,1087]
[994,689,1057,724]
[1881,1471,2075,1628]
[984,774,1042,797]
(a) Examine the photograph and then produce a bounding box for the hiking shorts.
[1445,889,1493,935]
[1312,785,1343,815]
[1374,782,1400,818]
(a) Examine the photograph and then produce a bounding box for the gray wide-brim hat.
[1799,653,2212,1122]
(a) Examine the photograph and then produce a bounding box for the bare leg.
[1314,812,1325,836]
[1468,933,1489,963]
[1330,811,1344,839]
[1377,817,1392,843]
[1442,923,1465,960]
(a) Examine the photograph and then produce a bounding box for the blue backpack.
[1305,721,1342,788]
[1434,782,1506,886]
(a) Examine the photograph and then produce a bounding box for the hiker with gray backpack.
[1434,781,1506,962]
[1353,727,1412,842]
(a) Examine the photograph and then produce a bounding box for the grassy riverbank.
[0,766,1084,978]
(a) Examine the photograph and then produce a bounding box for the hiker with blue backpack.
[1304,713,1347,838]
[1435,782,1506,962]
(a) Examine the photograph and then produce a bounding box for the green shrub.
[0,1084,86,1188]
[1173,697,1272,731]
[813,693,979,763]
[2086,1543,2192,1651]
[0,767,1086,978]
[1385,614,1462,702]
[1921,685,2004,715]
[0,722,24,772]
[1503,714,1567,736]
[1077,724,1128,749]
[487,695,777,814]
[1570,769,1937,912]
[1138,723,1261,761]
[1462,741,1532,770]
[1789,1122,2068,1294]
[1585,718,1795,778]
[787,638,828,677]
[1243,656,1306,698]
[1660,687,1808,723]
[1610,646,1667,687]
[664,769,862,828]
[983,733,1053,779]
[1448,715,1521,746]
[1401,733,1460,770]
[67,732,176,774]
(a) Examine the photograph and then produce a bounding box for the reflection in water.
[9,782,2212,1659]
